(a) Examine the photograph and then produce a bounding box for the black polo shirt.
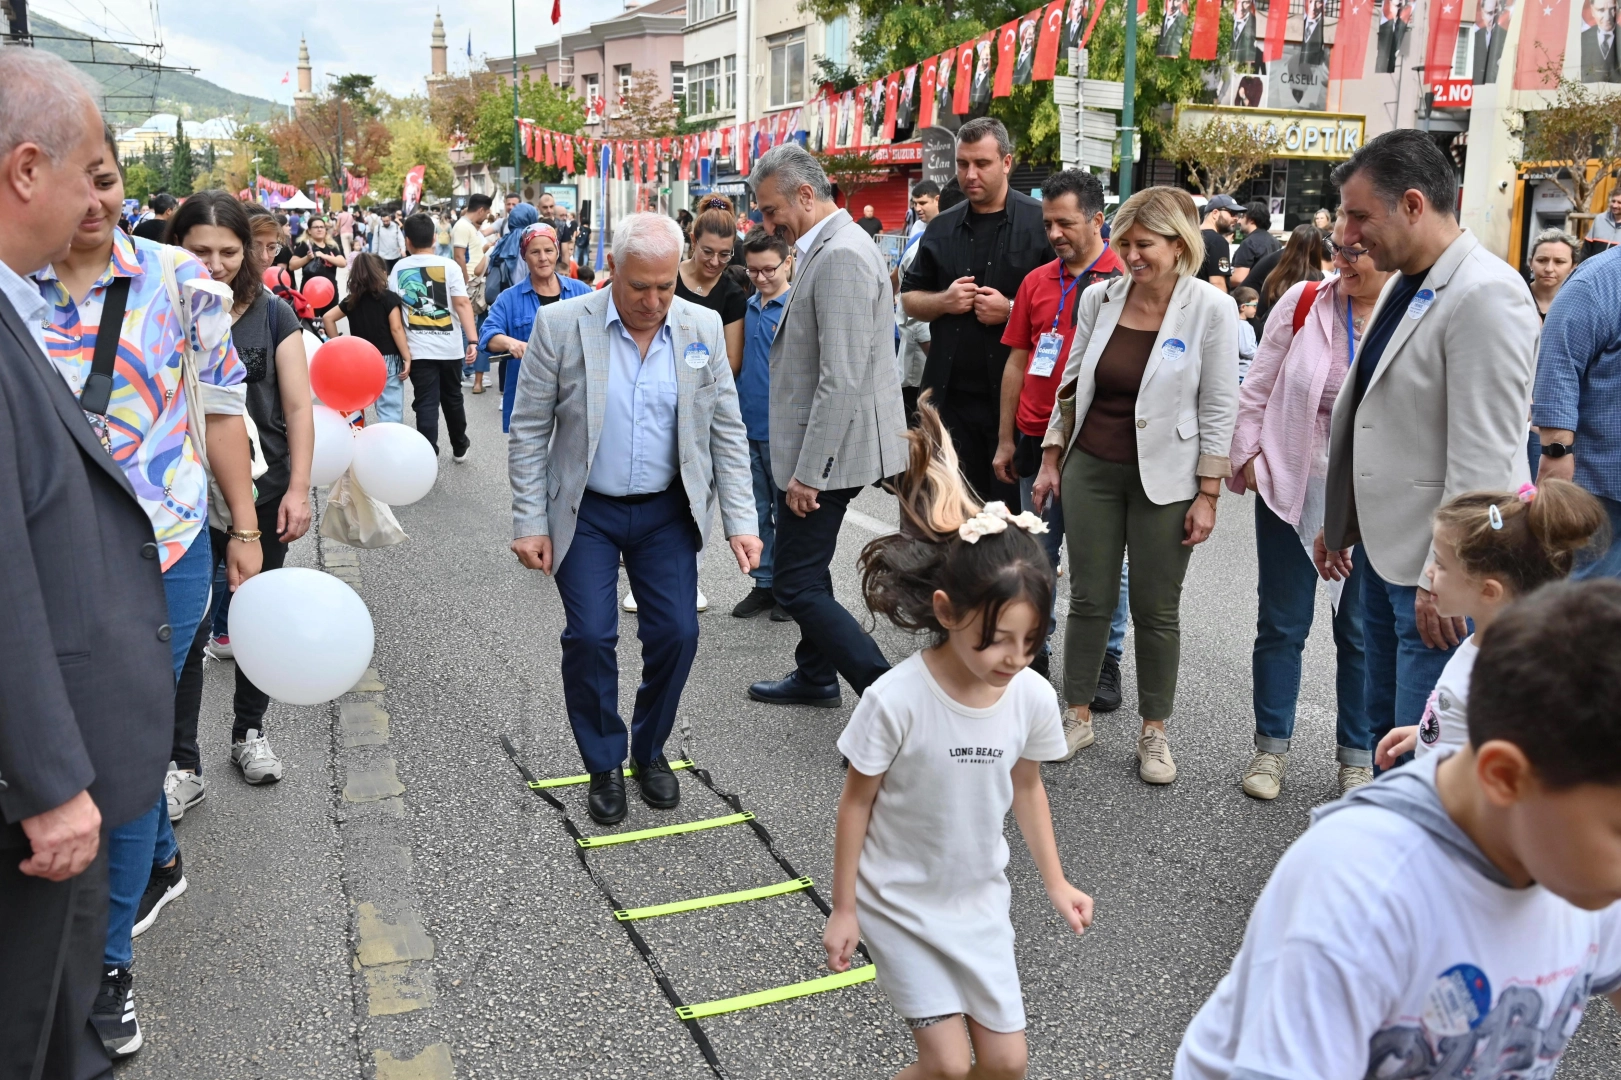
[901,189,1055,406]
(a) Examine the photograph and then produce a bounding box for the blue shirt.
[740,286,788,442]
[1532,246,1621,502]
[1353,270,1429,406]
[585,294,680,498]
[0,256,51,360]
[479,273,592,431]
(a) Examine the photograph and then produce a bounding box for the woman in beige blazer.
[1032,186,1239,785]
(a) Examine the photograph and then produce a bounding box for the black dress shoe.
[731,587,776,618]
[630,755,681,809]
[1030,651,1051,679]
[1091,654,1123,713]
[587,769,627,825]
[748,671,842,707]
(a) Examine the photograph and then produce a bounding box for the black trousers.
[772,485,890,693]
[407,358,469,455]
[172,500,292,772]
[0,841,111,1080]
[938,392,1020,507]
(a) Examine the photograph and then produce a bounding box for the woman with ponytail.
[824,397,1094,1080]
[675,194,747,374]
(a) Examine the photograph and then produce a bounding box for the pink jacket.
[1227,276,1350,525]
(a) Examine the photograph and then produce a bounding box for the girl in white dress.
[823,402,1095,1080]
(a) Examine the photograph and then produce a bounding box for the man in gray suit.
[509,213,760,825]
[0,49,174,1078]
[744,144,910,708]
[1317,130,1539,776]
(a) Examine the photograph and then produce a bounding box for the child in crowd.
[1231,286,1259,382]
[1175,576,1621,1080]
[1375,479,1604,769]
[823,401,1094,1080]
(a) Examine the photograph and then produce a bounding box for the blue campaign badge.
[1423,964,1492,1036]
[1161,338,1187,363]
[1406,288,1437,320]
[683,342,711,369]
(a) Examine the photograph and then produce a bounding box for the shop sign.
[1429,78,1474,109]
[867,142,924,164]
[1175,105,1366,161]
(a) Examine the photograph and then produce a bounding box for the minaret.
[293,36,314,116]
[428,11,448,85]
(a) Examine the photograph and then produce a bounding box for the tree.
[1157,116,1284,197]
[268,92,391,188]
[1512,80,1621,235]
[815,147,888,206]
[169,119,195,196]
[610,69,680,140]
[123,162,163,204]
[428,69,502,142]
[373,116,456,203]
[468,73,586,183]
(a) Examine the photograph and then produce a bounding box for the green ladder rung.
[614,877,815,921]
[675,965,877,1021]
[528,758,695,790]
[577,811,755,849]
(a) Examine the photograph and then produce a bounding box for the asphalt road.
[126,379,1621,1079]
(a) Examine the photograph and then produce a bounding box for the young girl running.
[1375,479,1604,768]
[824,403,1095,1080]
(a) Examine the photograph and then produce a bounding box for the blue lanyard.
[1051,253,1102,334]
[1345,297,1357,369]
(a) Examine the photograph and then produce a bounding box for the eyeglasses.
[745,261,786,278]
[1325,239,1370,262]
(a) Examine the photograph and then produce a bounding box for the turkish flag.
[1328,0,1374,83]
[953,38,975,114]
[1515,0,1571,88]
[647,140,658,184]
[698,131,711,159]
[994,20,1019,96]
[918,53,939,128]
[1035,0,1064,80]
[883,73,900,140]
[544,131,556,166]
[1424,0,1464,86]
[1190,0,1220,60]
[1263,0,1289,61]
[853,85,866,146]
[551,0,561,24]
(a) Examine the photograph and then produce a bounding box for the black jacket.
[0,291,173,842]
[902,189,1055,402]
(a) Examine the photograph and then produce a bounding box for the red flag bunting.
[1263,0,1289,61]
[882,74,900,140]
[1190,0,1220,60]
[994,20,1019,96]
[1035,0,1064,79]
[918,54,939,128]
[1328,0,1373,84]
[1424,0,1464,86]
[1514,0,1570,89]
[953,40,975,114]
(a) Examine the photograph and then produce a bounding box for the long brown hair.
[1433,479,1608,596]
[166,190,264,312]
[1261,224,1326,307]
[345,252,391,300]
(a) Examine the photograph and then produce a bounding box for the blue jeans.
[748,439,779,590]
[1018,474,1128,661]
[1251,498,1370,765]
[554,488,700,773]
[1575,495,1621,580]
[375,355,405,425]
[1358,545,1459,772]
[105,532,210,967]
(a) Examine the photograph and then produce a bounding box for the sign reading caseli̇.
[1175,105,1366,161]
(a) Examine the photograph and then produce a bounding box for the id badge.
[1029,332,1064,378]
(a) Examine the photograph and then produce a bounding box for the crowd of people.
[5,42,1621,1080]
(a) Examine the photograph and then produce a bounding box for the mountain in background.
[31,14,282,125]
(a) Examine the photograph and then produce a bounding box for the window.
[671,63,685,104]
[583,74,601,121]
[686,56,736,116]
[686,0,735,24]
[615,64,633,109]
[1449,30,1474,79]
[823,15,848,68]
[768,30,806,108]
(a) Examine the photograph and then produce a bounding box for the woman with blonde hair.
[1031,186,1239,784]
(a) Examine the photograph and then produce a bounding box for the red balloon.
[302,275,336,308]
[309,336,387,412]
[262,266,293,291]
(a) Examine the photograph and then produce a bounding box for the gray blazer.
[1324,229,1539,586]
[0,292,173,843]
[768,209,909,491]
[507,288,755,573]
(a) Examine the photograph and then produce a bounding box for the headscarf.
[519,222,559,258]
[491,202,539,265]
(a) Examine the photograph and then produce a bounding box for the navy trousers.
[554,488,700,774]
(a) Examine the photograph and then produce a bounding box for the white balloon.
[351,422,439,505]
[228,567,375,705]
[301,330,323,363]
[309,405,355,486]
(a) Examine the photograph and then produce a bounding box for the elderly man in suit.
[1583,0,1621,82]
[744,143,910,708]
[508,213,761,826]
[1317,129,1539,771]
[0,49,175,1078]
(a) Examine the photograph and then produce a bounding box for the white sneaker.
[1055,706,1094,761]
[164,764,206,821]
[1137,727,1178,785]
[231,729,284,784]
[1338,765,1373,795]
[1241,751,1287,800]
[696,589,709,612]
[204,634,233,660]
[622,592,638,613]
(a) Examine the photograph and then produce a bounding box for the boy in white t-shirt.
[1177,578,1621,1080]
[388,212,478,460]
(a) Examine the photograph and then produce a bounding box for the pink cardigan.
[1227,276,1350,525]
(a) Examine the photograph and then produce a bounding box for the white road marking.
[843,509,895,535]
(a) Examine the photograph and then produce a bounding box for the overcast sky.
[35,0,606,105]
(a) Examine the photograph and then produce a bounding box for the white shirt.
[388,254,468,361]
[1415,635,1477,759]
[0,257,51,360]
[1175,752,1621,1080]
[796,211,836,256]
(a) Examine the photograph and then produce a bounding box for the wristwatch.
[1541,442,1575,458]
[228,528,263,543]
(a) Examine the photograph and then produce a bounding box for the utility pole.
[1119,0,1138,201]
[511,0,523,196]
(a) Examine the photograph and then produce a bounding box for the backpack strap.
[1291,280,1321,335]
[79,276,132,414]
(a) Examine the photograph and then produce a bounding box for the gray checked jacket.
[769,209,910,492]
[507,288,756,573]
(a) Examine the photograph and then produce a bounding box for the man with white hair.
[508,213,761,826]
[0,48,174,1077]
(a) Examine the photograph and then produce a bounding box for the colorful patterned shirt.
[36,230,245,570]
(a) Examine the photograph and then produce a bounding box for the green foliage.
[468,74,587,183]
[333,74,379,118]
[237,124,287,183]
[374,117,457,201]
[169,120,195,197]
[123,162,163,204]
[1089,0,1222,154]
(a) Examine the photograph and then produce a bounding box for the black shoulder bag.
[78,276,133,415]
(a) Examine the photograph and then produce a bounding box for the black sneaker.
[132,849,186,938]
[1091,654,1123,713]
[731,586,776,618]
[91,966,142,1056]
[1030,651,1051,679]
[769,605,793,623]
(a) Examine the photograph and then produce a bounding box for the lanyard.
[1345,297,1357,369]
[1051,252,1103,334]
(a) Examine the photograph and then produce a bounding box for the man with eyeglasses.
[731,228,796,620]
